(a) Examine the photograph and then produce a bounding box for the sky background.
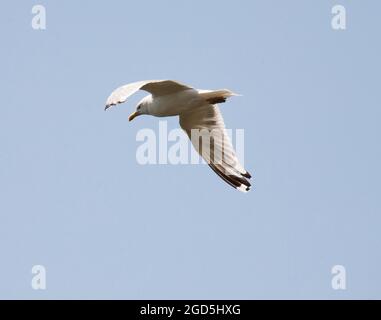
[0,0,380,299]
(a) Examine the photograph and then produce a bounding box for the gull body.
[137,88,202,118]
[105,80,252,192]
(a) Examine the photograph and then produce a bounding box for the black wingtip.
[242,171,252,179]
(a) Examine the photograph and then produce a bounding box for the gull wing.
[179,105,252,192]
[105,80,192,110]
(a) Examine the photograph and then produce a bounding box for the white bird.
[105,80,252,192]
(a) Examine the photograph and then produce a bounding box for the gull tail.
[198,89,241,105]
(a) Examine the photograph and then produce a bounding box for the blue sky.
[0,0,380,299]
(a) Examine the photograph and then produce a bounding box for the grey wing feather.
[179,105,252,192]
[105,80,192,110]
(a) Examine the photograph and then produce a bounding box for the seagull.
[105,80,252,192]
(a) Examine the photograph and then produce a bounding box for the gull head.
[129,96,151,121]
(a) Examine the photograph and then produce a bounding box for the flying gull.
[105,80,252,192]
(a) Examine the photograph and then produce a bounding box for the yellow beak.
[128,111,139,122]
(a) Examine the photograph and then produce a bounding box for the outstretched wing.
[105,80,192,110]
[179,105,252,192]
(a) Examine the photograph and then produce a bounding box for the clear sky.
[0,0,380,299]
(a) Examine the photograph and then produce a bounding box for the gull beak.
[128,111,139,122]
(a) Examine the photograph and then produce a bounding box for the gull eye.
[137,105,141,110]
